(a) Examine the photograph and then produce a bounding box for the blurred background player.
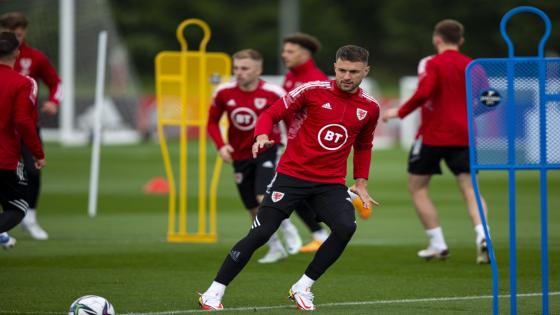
[198,45,379,311]
[0,31,46,249]
[382,19,490,264]
[0,12,62,240]
[207,49,301,264]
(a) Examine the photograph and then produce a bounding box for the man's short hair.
[0,12,29,30]
[232,49,263,62]
[0,32,19,58]
[335,45,369,64]
[283,33,321,54]
[434,19,464,45]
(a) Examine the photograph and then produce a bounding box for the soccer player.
[199,45,380,310]
[0,12,62,240]
[382,19,490,264]
[0,32,46,249]
[207,49,301,264]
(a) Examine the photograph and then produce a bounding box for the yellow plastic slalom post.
[155,19,231,242]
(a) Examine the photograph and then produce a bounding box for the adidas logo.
[321,103,332,110]
[227,99,236,106]
[230,250,241,261]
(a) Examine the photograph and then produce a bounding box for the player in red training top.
[382,19,490,264]
[199,45,380,311]
[207,49,301,264]
[0,32,46,249]
[0,12,62,240]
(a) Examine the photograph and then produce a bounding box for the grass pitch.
[0,142,558,314]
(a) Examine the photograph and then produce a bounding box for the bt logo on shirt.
[317,124,348,151]
[230,108,257,131]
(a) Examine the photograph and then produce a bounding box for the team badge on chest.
[356,108,368,121]
[271,191,285,202]
[254,98,267,109]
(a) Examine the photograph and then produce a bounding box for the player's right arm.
[253,86,308,157]
[207,91,233,162]
[14,78,45,169]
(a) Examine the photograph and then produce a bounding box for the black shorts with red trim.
[261,172,354,224]
[232,145,279,210]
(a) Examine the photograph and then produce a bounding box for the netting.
[467,59,560,166]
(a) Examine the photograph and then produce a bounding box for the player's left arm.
[352,105,380,208]
[37,54,62,114]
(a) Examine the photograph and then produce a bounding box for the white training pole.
[88,31,108,218]
[59,0,75,145]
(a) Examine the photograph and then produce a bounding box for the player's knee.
[331,219,356,241]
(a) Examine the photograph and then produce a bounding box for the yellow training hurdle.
[155,19,231,242]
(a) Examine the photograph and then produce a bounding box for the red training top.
[398,50,472,146]
[207,79,284,161]
[0,64,44,170]
[15,41,62,106]
[255,80,380,184]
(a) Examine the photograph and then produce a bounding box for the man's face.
[233,57,262,88]
[334,59,369,93]
[281,42,309,69]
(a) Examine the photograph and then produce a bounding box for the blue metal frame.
[466,6,555,315]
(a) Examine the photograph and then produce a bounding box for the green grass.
[0,142,558,314]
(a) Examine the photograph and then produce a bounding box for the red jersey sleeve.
[37,53,62,105]
[207,91,226,150]
[254,88,307,138]
[15,79,44,159]
[353,106,379,179]
[398,59,438,118]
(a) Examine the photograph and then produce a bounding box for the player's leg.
[445,147,490,263]
[0,166,29,249]
[20,140,48,240]
[296,201,329,253]
[255,146,301,257]
[234,159,286,264]
[408,140,449,259]
[289,184,356,310]
[199,173,304,310]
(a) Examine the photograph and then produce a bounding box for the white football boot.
[417,246,450,260]
[21,210,48,240]
[289,283,315,311]
[198,292,223,310]
[258,246,288,264]
[281,219,302,254]
[476,239,490,264]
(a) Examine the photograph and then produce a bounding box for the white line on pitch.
[122,291,560,315]
[1,291,557,315]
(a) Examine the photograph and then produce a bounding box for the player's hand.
[350,181,379,209]
[381,108,399,122]
[34,158,47,169]
[218,144,234,164]
[41,101,58,115]
[252,134,274,158]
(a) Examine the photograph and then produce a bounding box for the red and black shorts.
[408,138,470,175]
[232,145,279,210]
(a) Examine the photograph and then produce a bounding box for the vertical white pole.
[59,0,75,145]
[88,31,108,218]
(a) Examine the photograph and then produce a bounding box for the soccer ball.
[68,295,115,315]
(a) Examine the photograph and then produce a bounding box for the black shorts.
[261,172,355,223]
[408,138,470,175]
[232,145,279,210]
[0,164,29,214]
